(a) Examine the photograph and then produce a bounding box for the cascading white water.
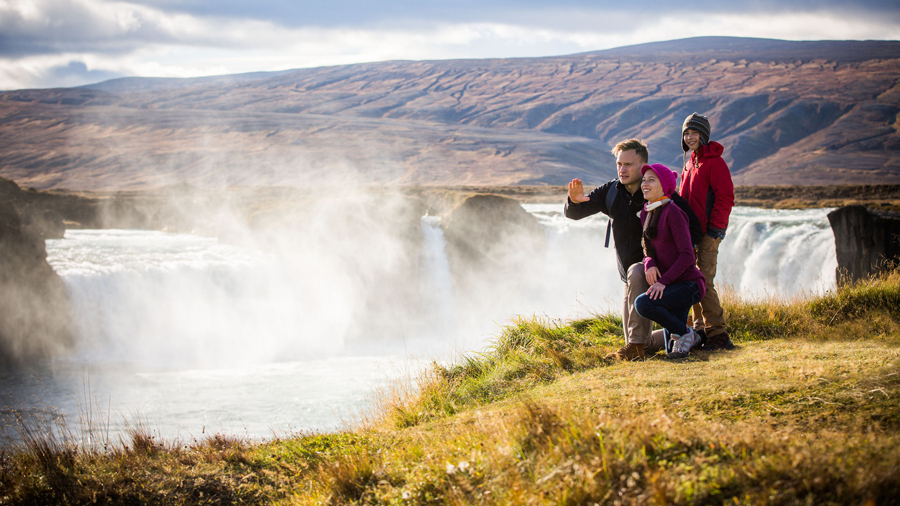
[523,204,837,306]
[2,205,837,444]
[50,230,349,368]
[420,216,455,333]
[520,204,620,314]
[0,229,421,442]
[50,208,832,368]
[718,207,837,297]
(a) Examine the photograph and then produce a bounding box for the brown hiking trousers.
[624,262,665,354]
[692,235,727,337]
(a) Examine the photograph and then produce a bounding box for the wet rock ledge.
[828,205,900,285]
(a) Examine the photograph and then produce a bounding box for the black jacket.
[564,180,701,282]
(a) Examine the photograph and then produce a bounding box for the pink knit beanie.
[641,163,677,196]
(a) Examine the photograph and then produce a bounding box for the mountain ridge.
[1,37,898,190]
[77,37,900,94]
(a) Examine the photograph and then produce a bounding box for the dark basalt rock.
[0,181,73,366]
[827,205,900,285]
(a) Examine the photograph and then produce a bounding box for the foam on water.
[47,229,266,277]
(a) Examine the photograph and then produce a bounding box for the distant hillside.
[1,37,898,190]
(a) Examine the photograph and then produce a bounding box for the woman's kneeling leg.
[634,281,702,338]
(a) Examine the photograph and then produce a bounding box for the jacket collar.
[616,180,646,204]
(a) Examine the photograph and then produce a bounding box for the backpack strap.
[604,182,619,248]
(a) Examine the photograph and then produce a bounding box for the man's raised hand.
[568,179,590,203]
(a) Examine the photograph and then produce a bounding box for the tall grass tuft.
[319,449,384,503]
[809,267,900,324]
[720,288,812,341]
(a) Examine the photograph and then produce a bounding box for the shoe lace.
[671,334,685,353]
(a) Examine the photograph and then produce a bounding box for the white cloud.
[653,11,900,41]
[1,1,898,90]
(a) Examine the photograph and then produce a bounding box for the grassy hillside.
[2,271,900,504]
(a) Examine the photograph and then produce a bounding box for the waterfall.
[523,204,837,306]
[46,230,351,368]
[521,204,621,314]
[419,216,455,334]
[718,208,836,297]
[11,204,839,442]
[46,207,838,370]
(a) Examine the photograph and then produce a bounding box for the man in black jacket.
[565,138,701,361]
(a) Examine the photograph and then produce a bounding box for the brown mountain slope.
[0,102,608,188]
[1,37,898,190]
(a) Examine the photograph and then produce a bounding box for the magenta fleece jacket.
[641,202,707,298]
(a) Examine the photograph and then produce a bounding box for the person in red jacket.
[679,113,735,350]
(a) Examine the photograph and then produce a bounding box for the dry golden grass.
[3,271,900,504]
[303,337,897,505]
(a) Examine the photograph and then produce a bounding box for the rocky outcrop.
[441,194,546,281]
[827,205,900,284]
[0,181,73,366]
[0,177,234,236]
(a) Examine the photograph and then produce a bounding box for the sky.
[1,0,899,91]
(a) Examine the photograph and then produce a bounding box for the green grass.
[390,315,622,428]
[3,271,900,504]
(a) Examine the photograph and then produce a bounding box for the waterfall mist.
[44,202,835,371]
[2,195,838,441]
[44,195,624,369]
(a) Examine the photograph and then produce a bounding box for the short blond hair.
[611,139,649,164]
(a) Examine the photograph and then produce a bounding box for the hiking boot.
[683,327,702,350]
[667,333,685,359]
[667,328,698,360]
[606,342,645,361]
[692,328,708,350]
[723,332,736,350]
[702,330,735,351]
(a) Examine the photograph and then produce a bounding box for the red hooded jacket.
[679,141,735,234]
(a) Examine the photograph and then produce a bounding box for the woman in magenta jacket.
[633,163,707,359]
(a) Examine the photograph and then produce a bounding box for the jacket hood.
[696,141,724,158]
